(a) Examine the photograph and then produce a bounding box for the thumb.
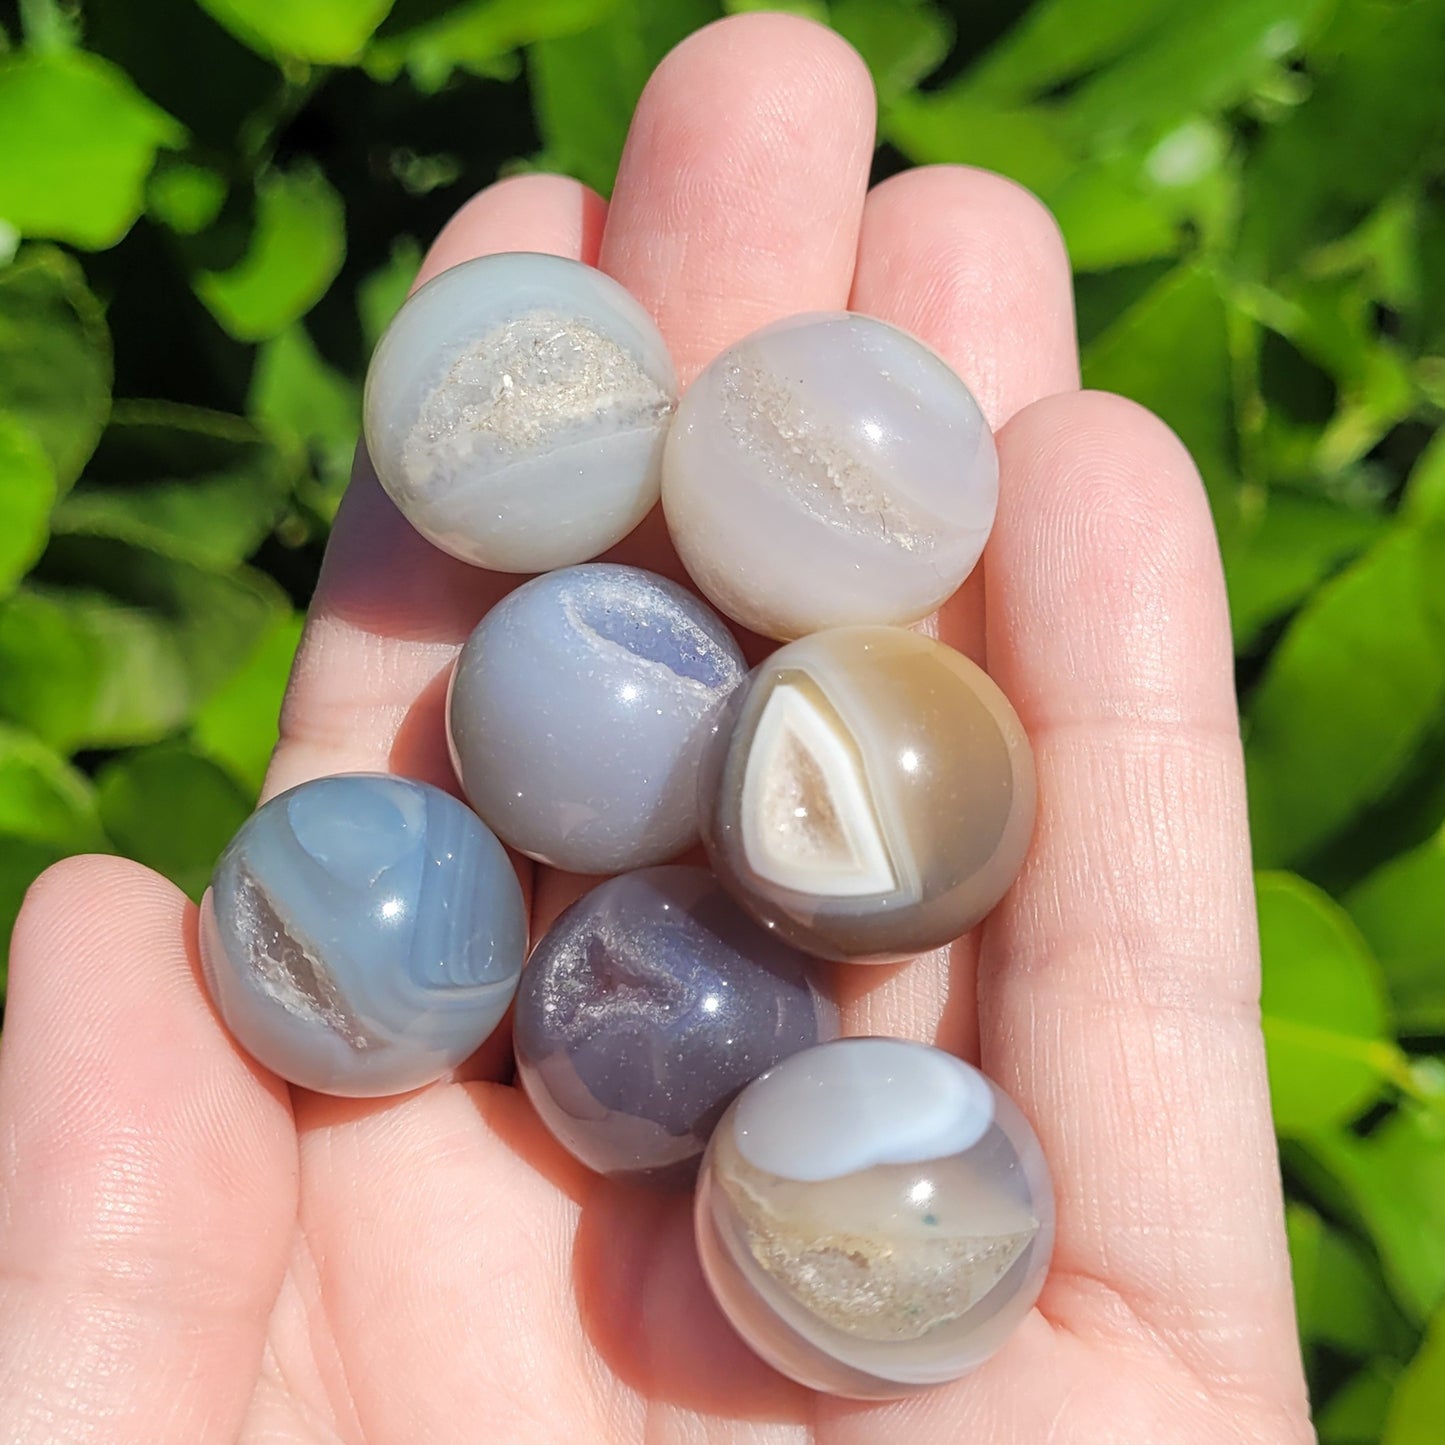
[0,856,297,1443]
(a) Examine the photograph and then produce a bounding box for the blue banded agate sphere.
[449,564,746,875]
[199,774,527,1096]
[513,867,837,1186]
[695,1038,1054,1398]
[363,252,677,572]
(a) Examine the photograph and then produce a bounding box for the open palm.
[0,16,1311,1444]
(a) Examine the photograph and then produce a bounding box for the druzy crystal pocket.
[695,1038,1054,1398]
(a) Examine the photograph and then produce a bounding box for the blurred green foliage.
[0,0,1442,1433]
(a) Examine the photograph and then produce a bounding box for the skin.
[0,16,1313,1444]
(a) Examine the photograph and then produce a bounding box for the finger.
[0,858,296,1444]
[265,172,607,803]
[980,392,1307,1411]
[600,11,876,383]
[837,166,1077,1059]
[532,11,876,932]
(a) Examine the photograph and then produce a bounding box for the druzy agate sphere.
[514,867,837,1185]
[199,774,527,1096]
[364,252,677,572]
[449,563,746,874]
[700,626,1035,962]
[662,312,998,640]
[695,1038,1053,1398]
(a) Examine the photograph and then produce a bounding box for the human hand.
[0,15,1312,1443]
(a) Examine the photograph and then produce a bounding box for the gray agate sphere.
[696,1038,1054,1398]
[363,252,677,572]
[513,867,838,1187]
[662,311,998,640]
[449,564,746,875]
[199,774,527,1097]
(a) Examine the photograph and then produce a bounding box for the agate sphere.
[364,252,676,572]
[513,867,837,1186]
[699,626,1035,962]
[695,1037,1054,1398]
[200,774,526,1097]
[661,312,997,640]
[449,564,746,874]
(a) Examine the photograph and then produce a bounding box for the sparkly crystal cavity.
[695,1038,1054,1397]
[662,312,997,640]
[513,867,838,1186]
[700,626,1036,962]
[199,774,526,1096]
[449,563,746,875]
[364,252,677,572]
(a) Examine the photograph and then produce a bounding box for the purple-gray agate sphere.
[514,867,837,1186]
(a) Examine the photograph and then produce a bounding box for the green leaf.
[0,538,287,751]
[1239,0,1445,275]
[1385,1304,1445,1444]
[0,49,183,248]
[529,0,717,194]
[0,723,104,854]
[1258,871,1391,1133]
[197,0,397,65]
[0,414,56,596]
[1082,264,1236,512]
[1287,1203,1413,1359]
[357,238,422,351]
[192,609,304,796]
[146,158,227,236]
[195,164,346,342]
[1348,833,1445,1036]
[833,0,951,104]
[1061,0,1332,146]
[366,0,616,89]
[0,721,107,987]
[1225,489,1384,648]
[884,91,1078,196]
[1319,1360,1401,1445]
[249,326,359,513]
[53,402,296,569]
[1402,428,1445,527]
[0,247,112,493]
[1297,1109,1445,1325]
[96,743,250,900]
[964,0,1179,102]
[1245,523,1445,866]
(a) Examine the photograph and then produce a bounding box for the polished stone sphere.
[661,311,997,640]
[199,774,527,1096]
[699,626,1035,963]
[695,1037,1053,1398]
[513,867,837,1186]
[449,564,746,875]
[364,252,676,572]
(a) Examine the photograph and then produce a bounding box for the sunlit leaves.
[0,50,183,249]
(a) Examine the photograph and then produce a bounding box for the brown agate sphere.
[698,626,1035,963]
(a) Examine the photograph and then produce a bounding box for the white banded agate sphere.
[695,1038,1054,1398]
[661,312,997,640]
[699,626,1035,963]
[364,252,677,572]
[449,564,746,875]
